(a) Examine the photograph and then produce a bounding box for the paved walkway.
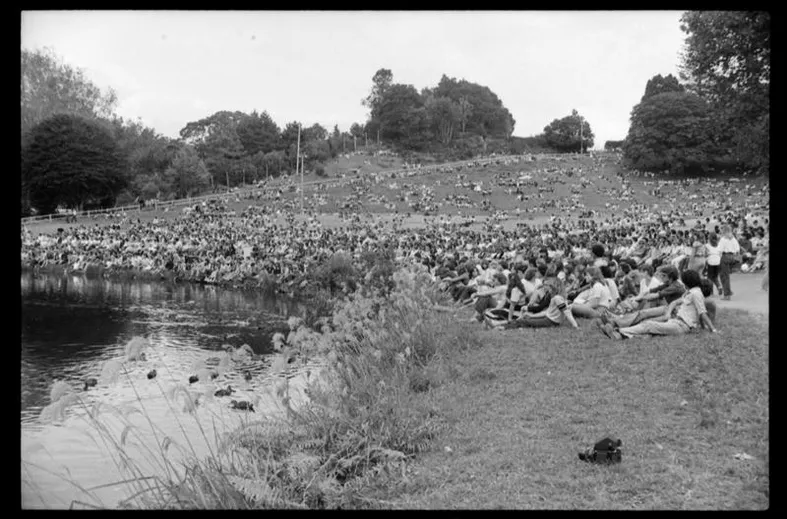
[712,272,768,317]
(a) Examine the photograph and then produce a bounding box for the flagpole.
[296,123,302,214]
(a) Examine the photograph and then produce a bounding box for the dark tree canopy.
[23,113,127,214]
[236,110,281,156]
[623,91,715,174]
[542,109,594,153]
[679,11,770,173]
[360,69,515,151]
[21,47,118,144]
[642,74,685,101]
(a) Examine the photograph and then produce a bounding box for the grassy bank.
[390,308,769,509]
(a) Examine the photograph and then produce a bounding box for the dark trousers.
[706,264,722,293]
[719,254,734,296]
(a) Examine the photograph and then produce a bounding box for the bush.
[315,164,327,177]
[115,190,136,207]
[313,252,358,294]
[240,263,483,508]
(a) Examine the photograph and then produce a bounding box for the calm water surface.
[21,271,317,509]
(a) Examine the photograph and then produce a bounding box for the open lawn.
[390,301,768,510]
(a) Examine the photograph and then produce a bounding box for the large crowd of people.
[21,154,768,332]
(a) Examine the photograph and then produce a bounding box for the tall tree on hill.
[21,47,118,143]
[424,93,461,145]
[22,113,127,214]
[163,146,211,198]
[362,68,394,144]
[180,110,248,187]
[679,11,770,173]
[236,110,281,156]
[623,90,715,174]
[303,123,328,142]
[542,109,594,153]
[377,83,432,150]
[432,75,515,138]
[457,96,474,134]
[642,73,685,100]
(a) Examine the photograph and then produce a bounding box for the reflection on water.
[21,271,319,509]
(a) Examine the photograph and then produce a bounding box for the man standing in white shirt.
[717,224,741,300]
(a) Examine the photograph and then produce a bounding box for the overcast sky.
[21,10,688,149]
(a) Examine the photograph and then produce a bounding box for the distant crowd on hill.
[21,154,768,304]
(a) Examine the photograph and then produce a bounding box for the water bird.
[230,399,255,412]
[214,385,234,397]
[147,369,157,380]
[83,378,98,391]
[189,375,199,384]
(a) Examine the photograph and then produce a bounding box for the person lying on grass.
[484,268,579,330]
[596,269,717,340]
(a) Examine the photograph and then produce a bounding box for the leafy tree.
[457,96,474,134]
[604,140,625,151]
[349,123,365,139]
[642,73,685,100]
[679,11,770,173]
[623,91,715,174]
[303,123,328,142]
[432,75,515,138]
[362,68,394,119]
[542,109,594,153]
[163,146,211,198]
[262,150,287,179]
[236,110,281,156]
[21,47,118,142]
[303,139,331,166]
[377,84,431,149]
[179,111,248,187]
[425,95,460,145]
[22,113,127,214]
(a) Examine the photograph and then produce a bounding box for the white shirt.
[718,236,740,255]
[706,243,722,266]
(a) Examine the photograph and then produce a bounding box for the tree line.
[622,11,769,175]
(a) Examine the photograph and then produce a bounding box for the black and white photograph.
[21,10,769,509]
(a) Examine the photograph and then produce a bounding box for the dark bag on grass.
[579,437,622,464]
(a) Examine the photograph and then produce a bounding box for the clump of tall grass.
[312,252,358,295]
[228,262,483,508]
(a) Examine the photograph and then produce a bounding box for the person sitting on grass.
[597,269,718,340]
[631,265,685,310]
[503,262,528,321]
[569,266,613,319]
[485,267,579,330]
[595,276,716,330]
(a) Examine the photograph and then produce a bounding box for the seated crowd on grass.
[21,154,768,311]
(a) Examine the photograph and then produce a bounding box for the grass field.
[389,307,768,510]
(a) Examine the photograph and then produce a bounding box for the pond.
[21,270,318,509]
